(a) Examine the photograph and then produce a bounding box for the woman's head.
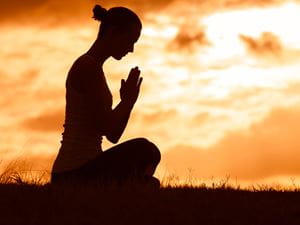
[92,5,142,60]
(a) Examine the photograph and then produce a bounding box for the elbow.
[106,133,120,144]
[103,119,122,144]
[109,137,119,144]
[102,121,119,144]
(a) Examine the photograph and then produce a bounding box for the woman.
[51,5,161,187]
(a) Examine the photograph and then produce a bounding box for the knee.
[145,139,161,165]
[134,138,161,165]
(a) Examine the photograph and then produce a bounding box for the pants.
[51,138,161,185]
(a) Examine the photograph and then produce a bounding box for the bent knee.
[147,140,161,165]
[133,138,161,165]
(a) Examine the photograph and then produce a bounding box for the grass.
[1,163,300,225]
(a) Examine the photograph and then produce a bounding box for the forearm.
[106,100,134,143]
[106,66,142,143]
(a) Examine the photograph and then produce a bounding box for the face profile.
[110,25,141,60]
[85,5,143,63]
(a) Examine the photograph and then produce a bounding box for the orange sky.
[1,0,300,186]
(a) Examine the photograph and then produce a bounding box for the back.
[52,54,113,173]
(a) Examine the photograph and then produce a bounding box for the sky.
[1,0,300,186]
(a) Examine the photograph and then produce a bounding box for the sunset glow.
[1,0,300,186]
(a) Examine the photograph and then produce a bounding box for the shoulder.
[67,55,99,93]
[75,54,98,71]
[78,54,97,64]
[69,54,101,80]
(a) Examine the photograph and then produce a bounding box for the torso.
[52,54,113,173]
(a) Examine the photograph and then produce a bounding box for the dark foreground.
[0,183,300,225]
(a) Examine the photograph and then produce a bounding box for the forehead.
[125,25,141,42]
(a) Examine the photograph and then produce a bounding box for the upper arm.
[69,57,98,94]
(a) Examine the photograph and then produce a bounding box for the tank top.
[52,54,113,173]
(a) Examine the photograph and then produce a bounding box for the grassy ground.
[0,167,300,225]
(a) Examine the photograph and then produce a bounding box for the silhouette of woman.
[51,5,161,187]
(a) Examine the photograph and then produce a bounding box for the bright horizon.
[1,0,300,187]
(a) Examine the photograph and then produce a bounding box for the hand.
[120,67,143,106]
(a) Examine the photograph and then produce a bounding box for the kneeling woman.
[51,5,161,187]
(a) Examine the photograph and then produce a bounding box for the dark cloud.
[0,0,94,26]
[22,108,64,132]
[240,32,283,57]
[163,105,300,180]
[0,0,289,26]
[0,0,176,26]
[168,28,210,52]
[240,32,300,64]
[223,0,282,8]
[112,0,177,13]
[168,0,288,17]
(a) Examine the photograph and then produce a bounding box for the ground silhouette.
[0,180,300,225]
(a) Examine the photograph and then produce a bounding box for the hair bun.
[92,5,107,21]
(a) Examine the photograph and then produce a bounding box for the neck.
[85,38,111,67]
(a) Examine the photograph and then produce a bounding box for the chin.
[113,55,123,60]
[113,52,128,60]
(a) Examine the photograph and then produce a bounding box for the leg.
[81,138,161,183]
[51,138,161,185]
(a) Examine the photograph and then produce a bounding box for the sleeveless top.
[52,54,113,173]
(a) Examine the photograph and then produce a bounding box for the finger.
[131,67,140,75]
[133,69,140,85]
[137,77,143,89]
[121,79,126,89]
[127,68,135,82]
[129,67,139,77]
[128,68,140,84]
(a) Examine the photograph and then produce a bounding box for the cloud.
[0,68,39,88]
[190,112,212,125]
[168,27,210,52]
[0,69,40,110]
[164,0,289,18]
[240,32,300,64]
[0,0,176,26]
[0,0,289,26]
[284,82,300,96]
[223,0,283,8]
[163,105,300,180]
[21,108,64,132]
[240,32,283,57]
[136,109,178,124]
[125,109,180,140]
[0,0,90,26]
